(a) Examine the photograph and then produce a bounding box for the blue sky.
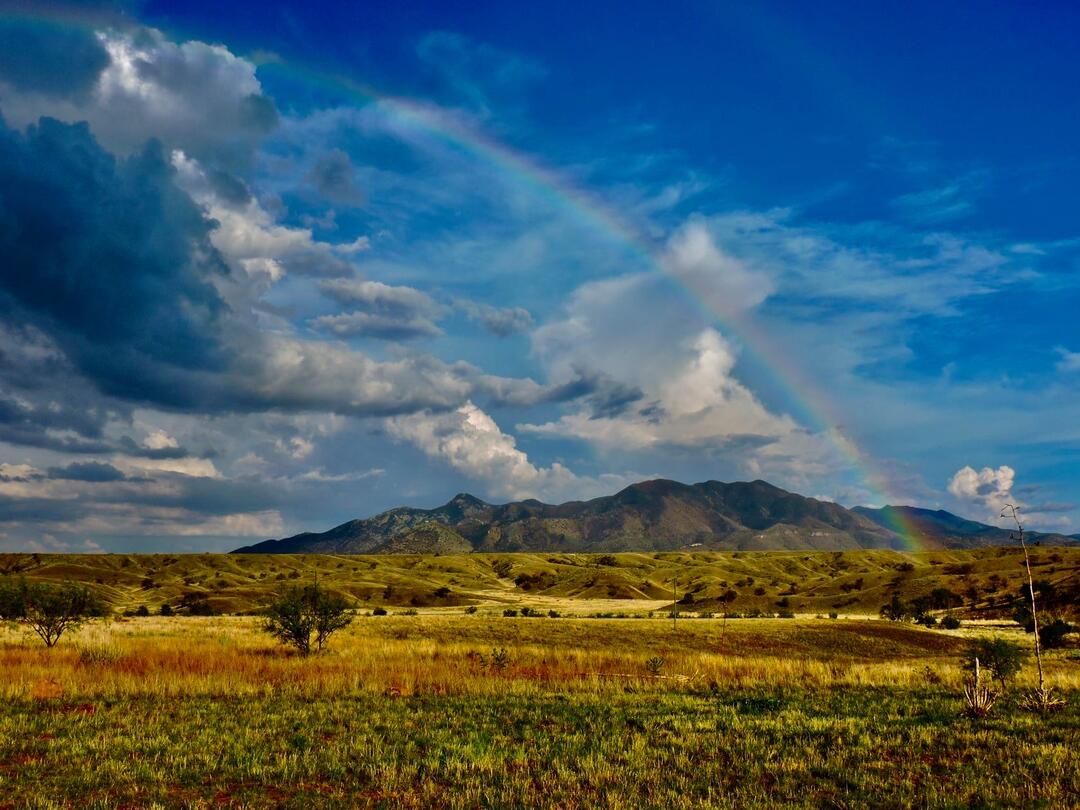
[0,0,1077,551]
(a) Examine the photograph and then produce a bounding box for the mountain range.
[232,478,1079,555]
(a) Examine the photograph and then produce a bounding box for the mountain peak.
[232,477,1080,555]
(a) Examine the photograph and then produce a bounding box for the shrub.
[371,606,387,616]
[135,605,151,617]
[547,609,560,618]
[159,603,174,617]
[1039,618,1075,649]
[502,608,519,618]
[941,615,962,630]
[965,638,1026,690]
[401,608,418,616]
[828,612,839,620]
[645,656,664,675]
[263,583,353,656]
[464,605,478,615]
[596,555,618,567]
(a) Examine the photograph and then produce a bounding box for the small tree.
[264,583,352,655]
[1,581,101,647]
[965,638,1027,691]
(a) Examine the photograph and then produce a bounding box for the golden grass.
[2,614,1076,702]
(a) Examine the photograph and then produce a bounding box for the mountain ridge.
[233,478,1079,555]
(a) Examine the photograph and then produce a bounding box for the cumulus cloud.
[173,150,356,282]
[520,224,835,484]
[661,220,773,316]
[947,464,1016,518]
[0,115,547,424]
[0,26,278,168]
[387,401,633,502]
[946,465,1071,530]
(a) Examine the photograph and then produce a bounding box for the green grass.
[1,689,1076,808]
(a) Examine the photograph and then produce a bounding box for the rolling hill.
[233,478,1078,555]
[1,547,1077,618]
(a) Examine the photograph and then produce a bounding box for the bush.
[502,608,519,618]
[547,609,560,618]
[965,638,1027,690]
[371,606,387,616]
[135,605,150,617]
[159,603,174,617]
[941,615,962,630]
[464,605,478,615]
[1040,618,1075,649]
[263,583,353,656]
[401,608,418,616]
[828,612,839,620]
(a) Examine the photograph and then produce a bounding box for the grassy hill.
[2,546,1077,618]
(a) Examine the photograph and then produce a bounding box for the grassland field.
[0,548,1077,807]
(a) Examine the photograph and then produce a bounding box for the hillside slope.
[1,547,1076,617]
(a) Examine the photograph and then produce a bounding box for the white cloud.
[387,401,576,500]
[948,464,1016,517]
[1,28,277,168]
[661,220,773,316]
[522,224,837,487]
[946,465,1070,530]
[172,151,358,282]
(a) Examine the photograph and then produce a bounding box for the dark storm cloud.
[0,19,110,99]
[0,115,235,407]
[46,461,126,482]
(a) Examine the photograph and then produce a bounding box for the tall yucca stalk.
[1002,504,1064,713]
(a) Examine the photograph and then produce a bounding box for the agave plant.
[963,657,997,719]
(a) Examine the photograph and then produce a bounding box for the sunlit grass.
[0,614,1076,806]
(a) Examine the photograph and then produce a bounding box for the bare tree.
[1001,504,1063,712]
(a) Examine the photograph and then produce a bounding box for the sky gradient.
[0,0,1078,552]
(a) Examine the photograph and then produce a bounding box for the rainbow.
[0,10,931,549]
